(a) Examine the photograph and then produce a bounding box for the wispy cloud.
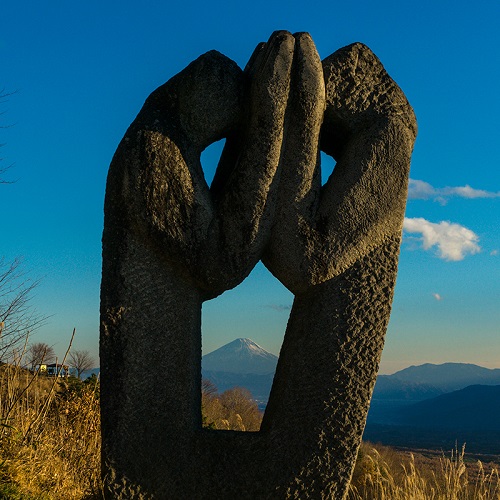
[491,249,499,256]
[265,304,291,312]
[432,293,442,301]
[403,217,480,261]
[408,179,500,205]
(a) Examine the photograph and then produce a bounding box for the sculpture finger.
[199,31,296,296]
[314,116,415,279]
[105,33,297,299]
[260,44,417,498]
[100,53,245,493]
[262,32,325,293]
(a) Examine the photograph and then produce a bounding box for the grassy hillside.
[1,364,499,498]
[350,442,500,499]
[0,363,100,498]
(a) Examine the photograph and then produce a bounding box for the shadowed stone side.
[100,31,416,499]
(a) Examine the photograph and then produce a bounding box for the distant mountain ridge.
[385,363,500,392]
[372,377,443,401]
[202,340,500,447]
[373,362,500,401]
[365,384,500,454]
[366,364,500,454]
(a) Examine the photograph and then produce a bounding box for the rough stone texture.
[100,31,416,499]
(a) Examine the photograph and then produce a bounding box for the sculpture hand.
[265,42,417,294]
[199,31,295,297]
[105,32,296,299]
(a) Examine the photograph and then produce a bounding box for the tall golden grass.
[1,358,499,499]
[0,342,101,499]
[350,442,500,499]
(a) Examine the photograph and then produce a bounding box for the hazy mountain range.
[81,339,500,455]
[202,339,500,454]
[367,363,500,432]
[364,383,500,454]
[374,363,500,398]
[202,339,500,403]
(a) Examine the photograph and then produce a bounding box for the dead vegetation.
[1,365,499,499]
[201,379,263,431]
[350,442,500,499]
[0,340,101,499]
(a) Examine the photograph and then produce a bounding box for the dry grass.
[0,358,101,498]
[1,364,499,499]
[350,442,500,499]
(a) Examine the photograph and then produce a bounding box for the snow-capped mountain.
[202,338,278,375]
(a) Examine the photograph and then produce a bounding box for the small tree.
[0,258,46,361]
[69,350,95,379]
[1,91,46,361]
[201,382,263,431]
[219,387,262,431]
[27,342,55,370]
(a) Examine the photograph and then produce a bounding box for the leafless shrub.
[0,258,47,362]
[69,350,96,379]
[201,381,262,432]
[0,330,102,498]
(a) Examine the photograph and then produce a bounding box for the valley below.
[203,339,500,457]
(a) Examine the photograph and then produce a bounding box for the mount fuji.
[202,338,278,406]
[202,338,278,375]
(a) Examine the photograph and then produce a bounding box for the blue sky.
[1,1,498,373]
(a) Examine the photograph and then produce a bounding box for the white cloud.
[265,304,291,312]
[408,179,500,205]
[403,217,480,261]
[408,179,437,199]
[490,249,499,256]
[432,293,442,301]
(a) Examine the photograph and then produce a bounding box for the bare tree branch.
[0,90,47,361]
[0,258,48,361]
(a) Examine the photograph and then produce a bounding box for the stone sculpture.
[100,31,416,499]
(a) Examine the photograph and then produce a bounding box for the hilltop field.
[1,363,499,499]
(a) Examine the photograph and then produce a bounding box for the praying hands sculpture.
[100,31,416,499]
